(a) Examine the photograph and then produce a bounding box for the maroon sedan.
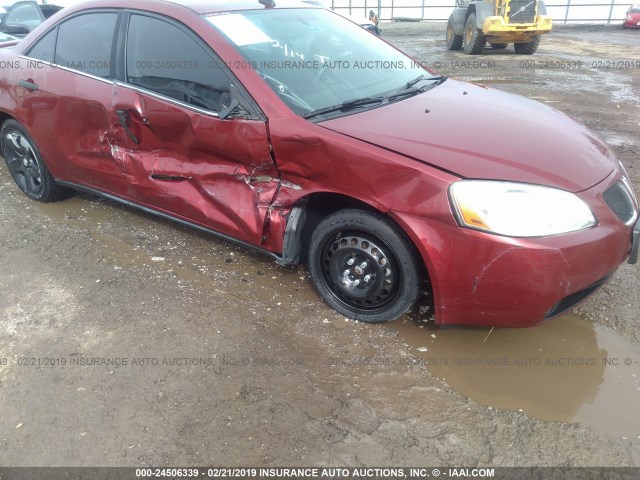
[623,5,640,29]
[0,0,638,327]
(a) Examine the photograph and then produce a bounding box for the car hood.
[320,79,615,192]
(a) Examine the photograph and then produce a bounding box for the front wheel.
[308,209,421,323]
[463,13,486,55]
[514,36,540,55]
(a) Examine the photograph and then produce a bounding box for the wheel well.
[283,192,434,318]
[0,112,12,157]
[285,192,428,275]
[293,193,377,261]
[465,5,476,22]
[0,111,11,130]
[0,112,11,127]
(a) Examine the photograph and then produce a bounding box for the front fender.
[538,1,548,15]
[451,9,467,35]
[474,3,496,28]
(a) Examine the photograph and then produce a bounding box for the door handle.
[18,79,38,91]
[150,174,190,182]
[115,109,140,145]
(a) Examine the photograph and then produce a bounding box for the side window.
[126,14,232,112]
[27,28,57,62]
[55,12,117,78]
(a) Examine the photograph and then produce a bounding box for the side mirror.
[219,99,240,120]
[219,84,251,120]
[2,23,30,36]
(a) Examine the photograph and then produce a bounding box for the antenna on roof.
[259,0,276,7]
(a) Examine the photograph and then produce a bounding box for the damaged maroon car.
[0,0,638,327]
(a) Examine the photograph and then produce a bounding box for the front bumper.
[482,15,553,40]
[391,174,637,328]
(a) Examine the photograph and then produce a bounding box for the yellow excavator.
[446,0,553,54]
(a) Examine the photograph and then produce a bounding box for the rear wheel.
[491,43,508,49]
[446,16,463,50]
[514,36,540,55]
[308,209,421,323]
[0,120,68,202]
[463,13,486,55]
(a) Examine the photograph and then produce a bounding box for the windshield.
[207,8,432,117]
[630,7,640,13]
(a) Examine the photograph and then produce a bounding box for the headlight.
[449,180,596,237]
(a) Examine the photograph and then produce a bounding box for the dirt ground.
[1,23,639,470]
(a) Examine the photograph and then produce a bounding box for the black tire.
[0,119,68,202]
[307,209,421,323]
[514,36,540,55]
[463,13,486,55]
[491,43,508,49]
[446,16,463,50]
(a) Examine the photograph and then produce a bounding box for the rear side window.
[55,12,117,78]
[125,14,232,112]
[27,28,57,62]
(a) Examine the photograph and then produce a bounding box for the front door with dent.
[109,12,279,246]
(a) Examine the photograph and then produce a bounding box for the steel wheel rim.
[317,230,402,315]
[465,24,474,44]
[3,131,44,196]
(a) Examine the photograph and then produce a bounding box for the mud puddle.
[16,181,640,438]
[395,315,640,437]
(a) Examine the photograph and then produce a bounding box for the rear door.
[108,12,279,246]
[18,10,128,194]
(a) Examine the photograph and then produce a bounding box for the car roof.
[177,0,312,14]
[53,0,315,16]
[155,0,312,15]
